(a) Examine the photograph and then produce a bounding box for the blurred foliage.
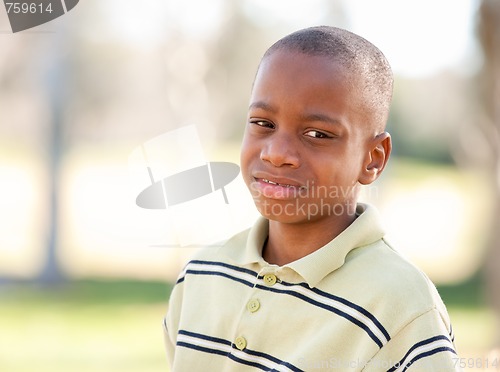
[0,279,173,305]
[388,72,479,164]
[438,272,487,309]
[0,280,173,372]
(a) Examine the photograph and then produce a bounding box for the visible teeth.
[263,179,293,187]
[263,179,278,185]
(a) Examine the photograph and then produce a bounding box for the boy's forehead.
[253,50,357,93]
[258,49,352,79]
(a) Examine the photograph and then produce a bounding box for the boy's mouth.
[252,171,304,188]
[252,175,306,200]
[261,178,297,188]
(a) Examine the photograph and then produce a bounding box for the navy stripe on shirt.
[176,329,304,372]
[255,283,386,348]
[387,335,457,372]
[177,260,390,348]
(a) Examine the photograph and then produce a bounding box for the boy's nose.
[260,134,300,168]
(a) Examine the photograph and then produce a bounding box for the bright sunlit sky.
[343,0,480,77]
[99,0,480,78]
[246,0,480,77]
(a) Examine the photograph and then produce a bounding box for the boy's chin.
[260,213,310,224]
[255,203,321,225]
[253,198,358,224]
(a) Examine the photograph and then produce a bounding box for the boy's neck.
[263,212,357,266]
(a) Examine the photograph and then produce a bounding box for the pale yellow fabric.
[164,204,460,371]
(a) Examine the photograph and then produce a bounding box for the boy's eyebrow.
[248,101,277,113]
[301,112,345,128]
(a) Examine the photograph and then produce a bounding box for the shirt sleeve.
[163,279,184,368]
[163,315,174,365]
[363,307,462,372]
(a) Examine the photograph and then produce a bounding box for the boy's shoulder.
[346,236,437,295]
[340,236,435,295]
[336,236,451,331]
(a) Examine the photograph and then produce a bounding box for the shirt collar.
[287,203,385,287]
[224,203,385,288]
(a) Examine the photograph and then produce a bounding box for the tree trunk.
[479,0,500,348]
[37,28,70,284]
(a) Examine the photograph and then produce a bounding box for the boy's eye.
[304,130,331,139]
[250,120,275,129]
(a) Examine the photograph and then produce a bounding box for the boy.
[164,26,459,371]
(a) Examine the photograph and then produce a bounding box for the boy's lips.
[252,173,306,200]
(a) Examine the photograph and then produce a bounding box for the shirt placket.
[230,266,283,354]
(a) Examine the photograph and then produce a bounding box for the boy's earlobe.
[359,132,392,185]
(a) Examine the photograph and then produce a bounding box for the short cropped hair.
[262,26,393,132]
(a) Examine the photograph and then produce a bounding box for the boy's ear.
[358,132,392,185]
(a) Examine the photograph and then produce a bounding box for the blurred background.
[1,0,499,371]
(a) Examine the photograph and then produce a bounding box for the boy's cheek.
[238,159,252,191]
[239,143,255,181]
[247,180,260,195]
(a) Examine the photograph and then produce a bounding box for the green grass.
[0,279,173,305]
[0,280,173,372]
[0,278,496,371]
[438,272,487,310]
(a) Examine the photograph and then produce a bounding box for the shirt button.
[263,274,277,286]
[235,336,247,350]
[247,299,260,313]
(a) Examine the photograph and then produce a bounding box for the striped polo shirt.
[164,203,460,371]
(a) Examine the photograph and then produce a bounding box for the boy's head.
[240,26,393,224]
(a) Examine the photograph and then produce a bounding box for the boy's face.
[241,49,379,224]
